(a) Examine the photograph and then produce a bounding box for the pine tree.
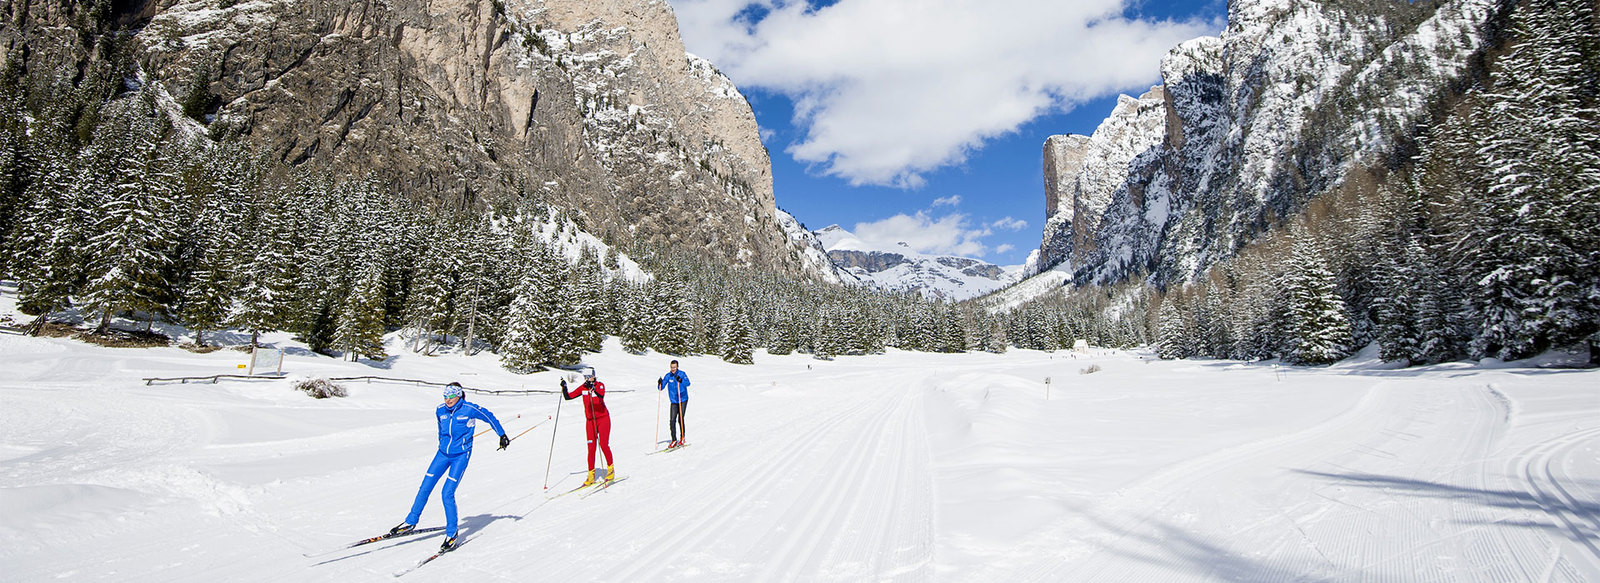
[1156,293,1190,359]
[336,260,388,362]
[79,105,181,334]
[498,244,580,372]
[11,151,89,329]
[499,272,548,374]
[718,300,755,364]
[1372,240,1421,364]
[649,274,693,355]
[570,252,607,353]
[766,300,799,355]
[619,282,651,354]
[1283,232,1351,365]
[177,144,254,346]
[228,195,294,347]
[1462,0,1600,359]
[404,218,459,354]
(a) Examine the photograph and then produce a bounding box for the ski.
[646,443,690,455]
[547,480,601,500]
[578,476,629,499]
[302,526,445,558]
[393,534,473,577]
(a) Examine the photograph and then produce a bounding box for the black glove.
[498,434,510,450]
[560,379,568,390]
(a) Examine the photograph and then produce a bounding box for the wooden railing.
[141,373,632,395]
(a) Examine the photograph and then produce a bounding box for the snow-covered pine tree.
[649,274,693,356]
[764,297,798,356]
[336,260,388,362]
[1155,293,1190,360]
[1283,230,1352,365]
[718,299,755,364]
[403,213,470,354]
[1195,278,1232,357]
[498,271,549,374]
[11,149,89,328]
[0,107,27,279]
[619,281,651,355]
[404,243,455,354]
[570,247,607,353]
[452,214,502,355]
[938,303,967,353]
[1463,0,1600,359]
[811,303,841,360]
[79,103,180,334]
[177,143,255,347]
[982,311,1008,353]
[228,191,295,347]
[1371,238,1421,364]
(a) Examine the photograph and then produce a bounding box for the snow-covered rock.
[1029,0,1504,291]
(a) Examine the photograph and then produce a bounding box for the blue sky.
[668,0,1226,266]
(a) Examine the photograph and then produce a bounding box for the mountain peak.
[813,225,1019,300]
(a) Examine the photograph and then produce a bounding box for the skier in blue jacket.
[658,360,691,448]
[389,382,509,552]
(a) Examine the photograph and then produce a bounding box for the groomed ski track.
[1,332,1596,582]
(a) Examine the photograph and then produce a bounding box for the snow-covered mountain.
[814,225,1019,300]
[1,0,834,278]
[1033,0,1504,289]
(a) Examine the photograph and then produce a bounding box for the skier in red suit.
[562,368,614,485]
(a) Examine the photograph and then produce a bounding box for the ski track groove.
[582,378,898,581]
[1509,425,1600,578]
[1024,383,1399,582]
[752,388,906,581]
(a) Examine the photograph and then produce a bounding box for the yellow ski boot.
[605,464,616,483]
[581,469,595,487]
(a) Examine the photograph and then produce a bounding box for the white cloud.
[669,0,1217,187]
[991,216,1028,231]
[932,195,962,207]
[995,243,1016,254]
[852,211,991,257]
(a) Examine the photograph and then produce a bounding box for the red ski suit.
[563,380,613,470]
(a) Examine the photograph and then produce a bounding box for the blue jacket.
[659,370,690,403]
[435,400,506,455]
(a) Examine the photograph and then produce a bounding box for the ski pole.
[476,413,524,438]
[543,388,564,491]
[653,380,663,449]
[510,415,552,442]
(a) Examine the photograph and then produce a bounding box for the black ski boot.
[440,536,459,552]
[388,522,415,536]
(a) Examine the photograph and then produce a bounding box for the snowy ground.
[2,298,1597,581]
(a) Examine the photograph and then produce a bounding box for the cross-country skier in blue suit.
[389,382,509,552]
[658,360,691,448]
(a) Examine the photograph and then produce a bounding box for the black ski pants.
[669,401,688,442]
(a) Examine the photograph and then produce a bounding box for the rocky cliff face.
[2,0,831,276]
[1038,87,1167,270]
[1032,0,1504,287]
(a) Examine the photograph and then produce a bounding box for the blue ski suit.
[405,400,506,537]
[660,370,690,404]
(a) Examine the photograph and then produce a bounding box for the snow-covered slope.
[814,225,1020,300]
[4,286,1598,580]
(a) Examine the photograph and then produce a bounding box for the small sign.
[237,364,247,369]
